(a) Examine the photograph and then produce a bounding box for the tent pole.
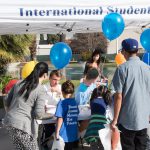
[116,38,119,54]
[35,34,40,61]
[148,53,149,66]
[59,33,67,80]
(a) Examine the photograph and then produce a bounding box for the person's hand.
[44,105,47,113]
[51,87,61,94]
[96,81,101,87]
[45,100,48,113]
[55,132,59,140]
[101,78,108,83]
[110,119,118,132]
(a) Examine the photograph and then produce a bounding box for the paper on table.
[45,105,56,114]
[78,105,91,119]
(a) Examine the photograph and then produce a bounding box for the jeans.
[118,124,147,150]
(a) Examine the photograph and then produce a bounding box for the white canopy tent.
[0,0,150,35]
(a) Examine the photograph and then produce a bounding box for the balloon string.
[148,53,149,66]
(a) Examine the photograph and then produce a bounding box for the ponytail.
[90,85,112,106]
[103,90,112,106]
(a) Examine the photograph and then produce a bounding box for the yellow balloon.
[21,61,37,79]
[115,53,126,65]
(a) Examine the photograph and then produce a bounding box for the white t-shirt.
[43,83,63,106]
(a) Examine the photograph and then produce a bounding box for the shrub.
[0,75,13,93]
[80,51,92,61]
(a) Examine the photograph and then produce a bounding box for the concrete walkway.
[0,109,90,149]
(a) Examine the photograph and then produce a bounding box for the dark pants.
[41,124,55,148]
[118,124,147,150]
[90,139,104,150]
[43,123,55,139]
[64,140,79,150]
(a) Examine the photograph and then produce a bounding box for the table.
[37,106,91,149]
[36,106,91,124]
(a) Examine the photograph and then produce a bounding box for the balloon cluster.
[50,42,72,69]
[140,29,150,65]
[102,13,125,65]
[102,13,125,41]
[49,13,125,68]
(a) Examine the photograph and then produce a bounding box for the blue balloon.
[50,42,72,69]
[102,13,125,41]
[142,52,150,66]
[140,29,150,52]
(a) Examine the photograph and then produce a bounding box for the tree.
[40,34,62,44]
[69,32,108,53]
[29,36,37,61]
[0,34,34,75]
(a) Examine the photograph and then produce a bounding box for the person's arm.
[45,84,62,105]
[3,85,15,111]
[110,67,125,130]
[75,84,96,105]
[55,117,63,139]
[55,100,66,138]
[110,92,122,131]
[34,87,47,119]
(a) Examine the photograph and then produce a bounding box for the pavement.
[0,109,90,150]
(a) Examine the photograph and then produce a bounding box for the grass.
[49,62,117,68]
[103,62,117,67]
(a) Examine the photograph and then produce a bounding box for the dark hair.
[19,62,48,100]
[61,80,74,95]
[124,49,138,54]
[89,49,101,66]
[83,63,93,75]
[49,70,62,78]
[86,68,99,80]
[90,85,112,106]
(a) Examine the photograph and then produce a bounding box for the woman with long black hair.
[3,62,48,150]
[83,49,107,82]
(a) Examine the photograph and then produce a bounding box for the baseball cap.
[122,38,138,52]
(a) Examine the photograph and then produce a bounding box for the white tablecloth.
[36,105,91,124]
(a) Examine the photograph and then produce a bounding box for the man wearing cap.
[111,38,150,150]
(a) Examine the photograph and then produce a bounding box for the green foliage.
[0,75,14,92]
[40,34,60,44]
[0,34,35,75]
[47,34,60,44]
[42,79,80,89]
[101,55,110,63]
[80,51,92,61]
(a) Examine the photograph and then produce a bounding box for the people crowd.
[2,38,150,150]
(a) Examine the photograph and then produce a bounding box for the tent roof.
[0,0,150,35]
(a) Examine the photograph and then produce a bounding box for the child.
[55,80,79,150]
[84,85,112,149]
[75,68,99,105]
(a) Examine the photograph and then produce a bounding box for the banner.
[0,0,150,21]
